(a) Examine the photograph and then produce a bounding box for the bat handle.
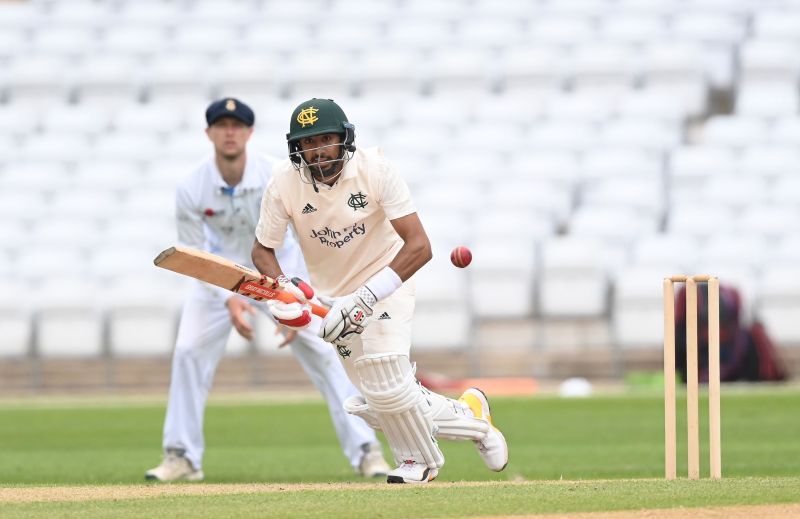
[309,302,328,318]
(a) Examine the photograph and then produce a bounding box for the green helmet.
[287,98,355,164]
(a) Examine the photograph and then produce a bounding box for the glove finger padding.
[267,300,312,330]
[319,290,374,346]
[276,275,314,303]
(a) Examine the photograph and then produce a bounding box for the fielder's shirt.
[176,152,305,300]
[255,147,416,296]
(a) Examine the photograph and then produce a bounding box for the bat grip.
[276,292,329,318]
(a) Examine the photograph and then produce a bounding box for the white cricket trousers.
[162,285,377,470]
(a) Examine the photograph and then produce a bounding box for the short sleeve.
[378,158,416,221]
[255,176,290,249]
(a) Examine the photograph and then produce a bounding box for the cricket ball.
[450,246,472,268]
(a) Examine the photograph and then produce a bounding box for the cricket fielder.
[145,97,390,482]
[252,98,508,484]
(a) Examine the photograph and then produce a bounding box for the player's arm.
[386,212,432,281]
[251,239,284,280]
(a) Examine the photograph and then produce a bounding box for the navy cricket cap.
[205,98,255,126]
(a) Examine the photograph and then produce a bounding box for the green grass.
[0,387,799,517]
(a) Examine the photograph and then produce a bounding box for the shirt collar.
[210,155,261,192]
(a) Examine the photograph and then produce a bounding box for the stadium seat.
[630,233,699,272]
[616,88,692,124]
[170,24,242,57]
[0,278,34,358]
[101,24,168,59]
[0,104,40,138]
[544,92,618,123]
[769,118,800,147]
[357,49,425,98]
[209,52,283,102]
[143,54,213,107]
[19,133,89,163]
[752,10,800,41]
[27,26,97,60]
[508,150,582,189]
[425,48,495,99]
[527,120,599,153]
[739,40,800,85]
[738,205,799,241]
[30,218,103,252]
[35,276,104,358]
[111,101,187,137]
[568,44,640,95]
[455,18,526,51]
[469,238,537,318]
[640,42,708,116]
[700,116,770,148]
[738,146,800,181]
[0,163,72,195]
[411,257,471,349]
[487,182,572,225]
[282,50,355,101]
[735,83,799,120]
[539,236,609,317]
[598,13,668,45]
[528,15,595,47]
[669,146,738,193]
[91,132,165,163]
[38,103,111,138]
[667,202,737,240]
[600,119,682,155]
[73,55,143,107]
[4,55,72,106]
[612,265,670,348]
[756,266,800,345]
[499,46,565,96]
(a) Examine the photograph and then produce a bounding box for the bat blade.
[153,246,328,317]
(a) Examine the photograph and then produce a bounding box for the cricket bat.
[153,246,328,317]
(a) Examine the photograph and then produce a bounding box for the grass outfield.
[0,386,798,517]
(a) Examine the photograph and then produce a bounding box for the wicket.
[663,275,721,480]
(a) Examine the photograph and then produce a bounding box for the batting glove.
[267,275,315,330]
[319,286,376,347]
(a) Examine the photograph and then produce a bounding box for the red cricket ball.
[450,246,472,268]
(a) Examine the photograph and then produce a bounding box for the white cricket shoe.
[386,460,439,484]
[458,387,509,472]
[358,443,392,478]
[145,449,204,482]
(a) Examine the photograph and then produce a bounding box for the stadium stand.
[1,0,799,390]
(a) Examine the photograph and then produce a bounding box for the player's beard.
[310,159,341,179]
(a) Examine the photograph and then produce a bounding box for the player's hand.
[226,297,256,340]
[319,287,375,346]
[275,326,297,348]
[267,275,315,330]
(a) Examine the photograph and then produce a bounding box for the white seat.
[437,154,499,182]
[0,278,34,357]
[119,189,176,221]
[770,175,800,206]
[383,18,454,52]
[28,26,96,59]
[38,103,111,137]
[48,187,121,219]
[738,205,799,241]
[753,10,800,41]
[757,266,800,345]
[455,18,525,51]
[5,55,72,106]
[73,55,143,107]
[544,92,619,123]
[165,131,212,160]
[101,24,168,58]
[768,235,800,266]
[315,20,384,53]
[453,122,526,156]
[581,178,663,218]
[500,46,565,96]
[612,265,671,348]
[669,146,737,193]
[770,118,800,146]
[101,216,176,254]
[0,163,72,194]
[735,82,799,120]
[469,238,537,318]
[116,1,182,27]
[0,104,41,138]
[667,203,737,240]
[112,101,187,136]
[539,236,609,317]
[185,0,250,26]
[45,0,111,30]
[418,210,474,250]
[582,149,663,182]
[240,21,309,55]
[700,116,770,148]
[569,206,658,249]
[600,119,681,154]
[143,54,213,107]
[617,88,693,124]
[425,48,495,98]
[283,50,355,100]
[469,93,545,126]
[31,218,102,250]
[141,159,197,191]
[630,233,699,272]
[669,13,743,90]
[35,276,104,358]
[415,183,483,215]
[411,260,471,349]
[0,220,28,256]
[170,24,241,57]
[568,44,640,95]
[0,2,38,32]
[487,182,571,225]
[739,146,800,180]
[357,48,425,98]
[640,42,708,116]
[697,235,767,273]
[104,275,183,357]
[210,52,283,101]
[739,40,800,85]
[15,247,87,281]
[91,133,164,163]
[598,14,668,45]
[473,208,556,242]
[508,151,581,188]
[527,120,598,153]
[89,245,167,281]
[702,176,769,211]
[0,27,28,59]
[20,133,89,163]
[529,15,595,47]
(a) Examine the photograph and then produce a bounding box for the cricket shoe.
[358,442,391,478]
[145,449,204,482]
[458,388,509,472]
[386,460,439,484]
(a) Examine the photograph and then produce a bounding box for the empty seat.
[38,103,111,137]
[91,133,164,163]
[616,88,693,124]
[28,26,96,59]
[20,133,89,163]
[569,206,658,249]
[600,119,681,154]
[739,146,800,180]
[528,121,598,153]
[473,208,556,242]
[581,178,663,218]
[35,276,104,357]
[739,40,800,85]
[529,15,595,47]
[0,163,72,195]
[101,216,176,253]
[425,48,494,98]
[72,55,143,107]
[455,18,526,51]
[612,266,670,348]
[735,83,799,119]
[210,53,283,101]
[101,24,168,59]
[112,101,187,136]
[770,175,800,206]
[47,188,121,221]
[357,48,425,98]
[469,238,537,318]
[700,116,770,148]
[500,46,565,96]
[667,203,737,239]
[697,235,767,273]
[143,54,213,107]
[283,50,355,100]
[4,55,72,106]
[539,236,609,317]
[411,259,471,349]
[544,92,619,123]
[640,42,708,115]
[598,13,668,45]
[170,24,241,57]
[770,118,800,146]
[752,10,800,41]
[383,18,454,52]
[738,205,799,241]
[669,146,737,192]
[0,278,34,357]
[702,176,769,210]
[568,44,640,94]
[582,149,663,183]
[0,104,40,138]
[630,233,699,272]
[487,181,572,224]
[757,266,800,345]
[31,218,103,251]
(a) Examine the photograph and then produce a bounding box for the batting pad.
[355,353,444,469]
[343,395,381,430]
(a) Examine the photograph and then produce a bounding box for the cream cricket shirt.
[255,147,416,296]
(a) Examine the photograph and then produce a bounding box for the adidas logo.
[378,312,391,320]
[301,203,317,214]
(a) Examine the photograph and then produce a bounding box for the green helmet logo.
[287,98,356,165]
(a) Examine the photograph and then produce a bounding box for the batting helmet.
[287,98,355,165]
